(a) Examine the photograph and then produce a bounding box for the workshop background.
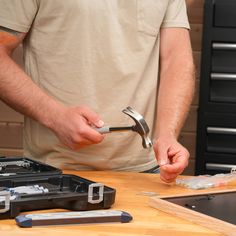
[0,0,203,175]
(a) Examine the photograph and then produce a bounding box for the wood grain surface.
[0,171,235,236]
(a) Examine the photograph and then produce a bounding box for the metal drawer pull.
[206,163,236,171]
[212,43,236,50]
[211,73,236,81]
[207,127,236,135]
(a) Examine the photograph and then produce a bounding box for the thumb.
[154,141,169,166]
[78,106,104,128]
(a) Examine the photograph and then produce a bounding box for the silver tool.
[15,210,133,227]
[0,185,49,205]
[96,107,152,148]
[0,160,30,171]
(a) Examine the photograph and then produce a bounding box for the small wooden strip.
[159,188,236,199]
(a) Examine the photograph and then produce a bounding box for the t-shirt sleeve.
[161,0,190,29]
[0,0,38,33]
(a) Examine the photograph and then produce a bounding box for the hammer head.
[122,107,152,149]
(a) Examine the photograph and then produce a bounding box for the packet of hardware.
[176,168,236,189]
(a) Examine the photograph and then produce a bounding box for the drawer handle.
[206,163,236,171]
[212,43,236,50]
[211,73,236,81]
[207,127,236,135]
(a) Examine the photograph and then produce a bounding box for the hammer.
[96,107,152,149]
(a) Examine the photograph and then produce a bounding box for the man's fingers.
[154,140,169,166]
[69,106,105,145]
[161,162,183,175]
[81,125,105,143]
[153,137,190,183]
[157,143,190,183]
[64,124,105,150]
[74,106,105,143]
[160,162,183,183]
[159,169,177,183]
[78,106,104,128]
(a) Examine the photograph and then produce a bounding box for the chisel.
[15,210,133,227]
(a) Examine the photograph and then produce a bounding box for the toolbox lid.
[0,156,62,179]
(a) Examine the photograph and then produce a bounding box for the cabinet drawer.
[212,43,236,73]
[202,152,236,175]
[214,0,236,28]
[205,163,236,174]
[207,127,236,154]
[206,163,236,171]
[200,152,236,175]
[205,153,236,168]
[210,73,236,103]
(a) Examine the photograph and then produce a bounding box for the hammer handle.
[96,126,133,134]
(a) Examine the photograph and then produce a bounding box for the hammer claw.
[96,107,152,149]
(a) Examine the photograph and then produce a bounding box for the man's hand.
[153,136,189,183]
[50,105,105,150]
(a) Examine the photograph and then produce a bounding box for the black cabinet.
[196,0,236,175]
[214,0,236,28]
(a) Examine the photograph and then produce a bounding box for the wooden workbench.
[0,170,235,236]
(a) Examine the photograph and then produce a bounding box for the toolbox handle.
[0,191,10,213]
[88,183,104,204]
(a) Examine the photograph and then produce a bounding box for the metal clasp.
[88,183,104,204]
[0,191,10,213]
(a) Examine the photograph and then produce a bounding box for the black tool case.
[0,156,116,219]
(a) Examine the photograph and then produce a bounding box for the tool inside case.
[0,156,116,219]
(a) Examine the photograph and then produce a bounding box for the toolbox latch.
[0,191,10,213]
[88,183,104,204]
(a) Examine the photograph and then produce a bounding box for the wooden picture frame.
[149,189,236,236]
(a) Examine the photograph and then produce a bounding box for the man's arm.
[0,26,104,150]
[154,27,195,182]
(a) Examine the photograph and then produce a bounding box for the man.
[0,0,195,183]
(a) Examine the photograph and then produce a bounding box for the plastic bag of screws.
[176,167,236,189]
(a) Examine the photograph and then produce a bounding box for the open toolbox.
[0,156,116,219]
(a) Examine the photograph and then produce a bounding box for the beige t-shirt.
[0,0,189,171]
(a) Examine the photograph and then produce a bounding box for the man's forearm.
[0,50,64,129]
[155,48,195,139]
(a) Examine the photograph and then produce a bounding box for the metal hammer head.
[122,107,152,149]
